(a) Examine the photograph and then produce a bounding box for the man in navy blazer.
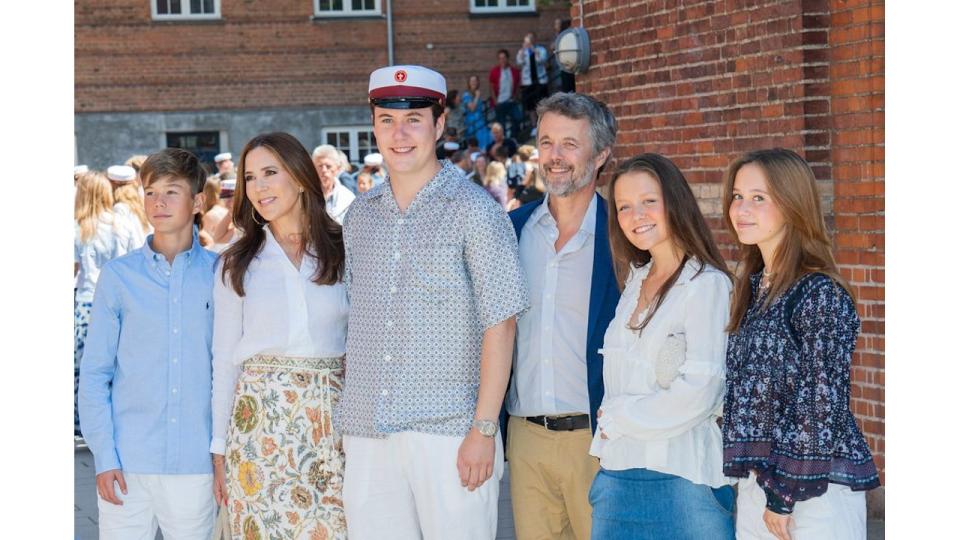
[503,92,619,540]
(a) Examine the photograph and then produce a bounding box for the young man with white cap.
[333,65,529,540]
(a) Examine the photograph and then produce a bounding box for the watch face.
[475,420,497,437]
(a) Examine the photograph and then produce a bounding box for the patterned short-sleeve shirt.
[334,160,529,438]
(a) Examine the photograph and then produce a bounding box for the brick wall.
[75,1,569,112]
[572,0,885,488]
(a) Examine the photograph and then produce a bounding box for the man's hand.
[456,429,495,492]
[213,454,228,506]
[96,469,127,505]
[763,509,792,540]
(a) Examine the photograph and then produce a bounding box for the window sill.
[311,14,386,21]
[468,11,539,19]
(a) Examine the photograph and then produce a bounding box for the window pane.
[203,0,214,13]
[352,0,363,10]
[170,0,182,15]
[334,0,343,10]
[190,0,201,14]
[326,133,338,145]
[157,0,168,15]
[365,0,375,9]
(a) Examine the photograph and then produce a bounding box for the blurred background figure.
[352,152,385,191]
[74,170,134,440]
[312,144,356,224]
[483,159,509,208]
[213,152,235,179]
[208,177,239,252]
[336,149,357,194]
[356,172,375,194]
[462,74,492,149]
[107,165,150,249]
[200,176,231,250]
[446,89,465,141]
[516,32,549,134]
[489,48,523,140]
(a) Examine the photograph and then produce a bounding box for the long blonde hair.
[75,171,115,242]
[113,182,149,233]
[722,148,854,332]
[484,161,507,187]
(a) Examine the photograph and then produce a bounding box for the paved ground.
[76,446,880,539]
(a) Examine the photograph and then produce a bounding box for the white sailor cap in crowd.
[363,153,384,167]
[107,165,137,183]
[73,165,89,174]
[214,152,232,163]
[470,151,482,163]
[220,178,237,193]
[369,65,446,109]
[443,141,460,152]
[529,149,539,162]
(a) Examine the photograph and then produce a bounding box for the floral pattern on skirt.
[225,354,346,540]
[74,300,93,436]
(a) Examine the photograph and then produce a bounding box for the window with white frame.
[322,127,378,166]
[315,0,381,17]
[152,0,220,20]
[470,0,535,14]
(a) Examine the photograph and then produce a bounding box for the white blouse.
[210,226,349,454]
[589,258,733,488]
[113,202,150,250]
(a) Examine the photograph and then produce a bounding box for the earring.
[251,207,266,226]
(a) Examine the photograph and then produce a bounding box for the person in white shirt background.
[74,170,134,439]
[588,153,736,539]
[211,132,349,539]
[311,144,356,225]
[107,165,151,249]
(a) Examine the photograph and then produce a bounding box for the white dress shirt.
[507,195,596,418]
[589,258,733,488]
[210,226,348,453]
[325,178,356,225]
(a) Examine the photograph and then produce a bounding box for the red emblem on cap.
[394,70,407,83]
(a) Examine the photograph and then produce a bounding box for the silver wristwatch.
[472,419,498,438]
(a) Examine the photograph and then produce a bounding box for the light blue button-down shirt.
[79,232,217,475]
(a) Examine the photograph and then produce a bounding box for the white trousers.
[737,471,867,540]
[97,472,215,540]
[342,432,504,540]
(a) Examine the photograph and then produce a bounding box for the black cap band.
[371,97,441,110]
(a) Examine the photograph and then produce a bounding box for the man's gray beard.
[541,160,596,198]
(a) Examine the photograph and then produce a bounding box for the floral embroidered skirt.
[74,300,93,437]
[224,354,346,540]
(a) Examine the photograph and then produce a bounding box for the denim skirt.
[588,467,735,540]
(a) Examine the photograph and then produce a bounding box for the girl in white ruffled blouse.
[588,154,735,540]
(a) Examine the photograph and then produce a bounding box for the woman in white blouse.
[212,132,349,539]
[588,154,735,539]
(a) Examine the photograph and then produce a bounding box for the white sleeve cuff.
[210,438,226,455]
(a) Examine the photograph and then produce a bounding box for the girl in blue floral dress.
[721,148,879,540]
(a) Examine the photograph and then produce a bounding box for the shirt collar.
[532,191,598,236]
[370,159,461,205]
[140,227,202,264]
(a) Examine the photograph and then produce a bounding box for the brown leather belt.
[525,414,590,431]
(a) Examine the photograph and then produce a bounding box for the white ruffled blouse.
[589,258,734,488]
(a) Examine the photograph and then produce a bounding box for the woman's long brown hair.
[722,148,854,332]
[219,132,344,296]
[607,154,732,333]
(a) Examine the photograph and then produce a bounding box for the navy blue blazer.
[502,193,620,435]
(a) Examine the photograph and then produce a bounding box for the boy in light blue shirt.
[79,148,218,540]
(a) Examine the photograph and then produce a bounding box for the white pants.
[342,432,504,540]
[737,471,867,540]
[97,472,215,540]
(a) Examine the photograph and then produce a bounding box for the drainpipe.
[386,0,395,65]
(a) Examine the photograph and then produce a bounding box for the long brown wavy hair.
[607,154,732,333]
[219,132,344,296]
[722,148,853,332]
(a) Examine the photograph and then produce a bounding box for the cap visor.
[372,98,440,109]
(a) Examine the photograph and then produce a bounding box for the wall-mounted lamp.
[554,27,591,74]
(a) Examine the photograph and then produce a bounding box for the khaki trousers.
[506,415,600,540]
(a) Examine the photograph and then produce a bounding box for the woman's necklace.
[759,267,774,293]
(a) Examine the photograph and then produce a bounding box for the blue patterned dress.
[722,272,880,514]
